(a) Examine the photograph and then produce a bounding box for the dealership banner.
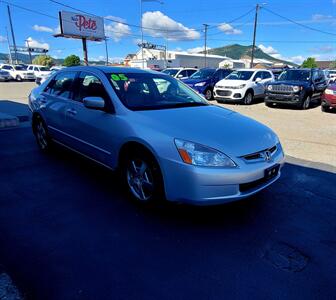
[59,11,105,40]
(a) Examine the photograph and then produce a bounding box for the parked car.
[35,69,57,85]
[162,68,197,80]
[328,70,336,83]
[214,69,274,105]
[182,68,233,100]
[50,66,65,72]
[321,84,336,112]
[0,64,35,81]
[0,70,12,81]
[28,65,52,80]
[29,66,284,205]
[265,68,327,109]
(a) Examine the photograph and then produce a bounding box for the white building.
[128,48,231,69]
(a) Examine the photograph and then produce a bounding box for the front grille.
[242,145,277,161]
[270,85,294,93]
[216,90,232,97]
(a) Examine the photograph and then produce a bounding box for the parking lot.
[0,82,336,299]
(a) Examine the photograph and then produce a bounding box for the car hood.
[216,79,248,87]
[182,78,210,85]
[271,80,310,87]
[136,105,278,157]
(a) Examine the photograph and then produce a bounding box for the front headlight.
[174,139,237,168]
[267,85,273,91]
[195,82,206,87]
[325,88,335,95]
[293,86,300,93]
[237,84,246,89]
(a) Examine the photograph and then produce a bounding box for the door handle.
[66,108,77,116]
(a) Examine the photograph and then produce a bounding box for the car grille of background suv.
[216,90,232,96]
[241,145,277,161]
[271,85,294,93]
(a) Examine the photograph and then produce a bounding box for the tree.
[301,57,317,68]
[63,55,81,67]
[32,55,54,68]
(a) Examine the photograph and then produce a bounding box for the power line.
[262,7,336,37]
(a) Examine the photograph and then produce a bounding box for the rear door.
[64,71,114,164]
[40,71,77,142]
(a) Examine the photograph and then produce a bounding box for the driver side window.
[253,72,262,81]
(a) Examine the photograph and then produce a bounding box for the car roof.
[62,66,162,75]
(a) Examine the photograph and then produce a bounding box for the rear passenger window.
[75,72,109,102]
[44,72,76,99]
[262,71,272,79]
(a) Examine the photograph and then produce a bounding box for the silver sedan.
[28,66,285,205]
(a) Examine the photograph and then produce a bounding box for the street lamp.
[140,0,164,69]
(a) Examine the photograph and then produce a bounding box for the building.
[316,61,335,69]
[127,48,231,69]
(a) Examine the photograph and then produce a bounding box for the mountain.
[206,44,297,66]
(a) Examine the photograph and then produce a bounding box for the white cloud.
[187,46,212,54]
[0,35,7,43]
[32,25,54,33]
[104,16,131,42]
[218,23,242,35]
[142,11,200,41]
[258,44,278,55]
[312,14,334,22]
[309,45,335,53]
[25,37,50,50]
[287,55,305,64]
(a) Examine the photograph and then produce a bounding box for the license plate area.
[264,164,280,180]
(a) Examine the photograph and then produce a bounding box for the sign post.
[54,11,105,65]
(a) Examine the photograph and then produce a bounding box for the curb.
[0,112,19,129]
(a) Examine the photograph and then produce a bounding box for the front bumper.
[186,84,207,95]
[321,94,336,108]
[161,147,285,205]
[265,92,303,105]
[214,88,244,101]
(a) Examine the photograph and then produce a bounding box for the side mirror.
[255,77,262,83]
[83,96,105,110]
[36,81,41,86]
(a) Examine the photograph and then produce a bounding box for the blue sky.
[0,0,335,64]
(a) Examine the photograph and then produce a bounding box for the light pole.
[140,0,164,69]
[203,24,209,68]
[250,3,266,68]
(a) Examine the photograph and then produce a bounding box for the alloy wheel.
[244,92,253,105]
[126,159,154,201]
[36,120,48,150]
[205,89,212,100]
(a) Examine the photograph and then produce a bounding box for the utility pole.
[140,0,144,69]
[250,3,260,68]
[5,27,13,64]
[26,39,32,64]
[82,38,88,66]
[203,23,209,68]
[105,38,109,66]
[7,5,18,64]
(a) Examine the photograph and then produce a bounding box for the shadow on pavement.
[0,100,30,122]
[0,125,336,299]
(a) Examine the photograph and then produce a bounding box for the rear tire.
[121,148,165,204]
[321,105,329,113]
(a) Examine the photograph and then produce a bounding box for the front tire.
[16,75,22,82]
[243,91,253,105]
[204,89,213,100]
[121,148,165,203]
[33,116,52,152]
[302,95,311,110]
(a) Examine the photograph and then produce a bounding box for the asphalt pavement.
[0,124,336,300]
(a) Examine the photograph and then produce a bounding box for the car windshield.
[14,66,25,71]
[107,72,209,111]
[190,69,215,79]
[162,69,179,76]
[278,70,311,81]
[226,71,254,80]
[39,67,50,71]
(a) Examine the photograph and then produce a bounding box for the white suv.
[214,69,274,104]
[27,65,52,79]
[0,64,35,81]
[162,68,197,80]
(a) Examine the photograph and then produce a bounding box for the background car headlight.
[195,82,206,87]
[267,85,273,91]
[325,88,335,95]
[174,139,237,167]
[293,86,300,92]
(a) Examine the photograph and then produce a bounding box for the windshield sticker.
[111,74,129,81]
